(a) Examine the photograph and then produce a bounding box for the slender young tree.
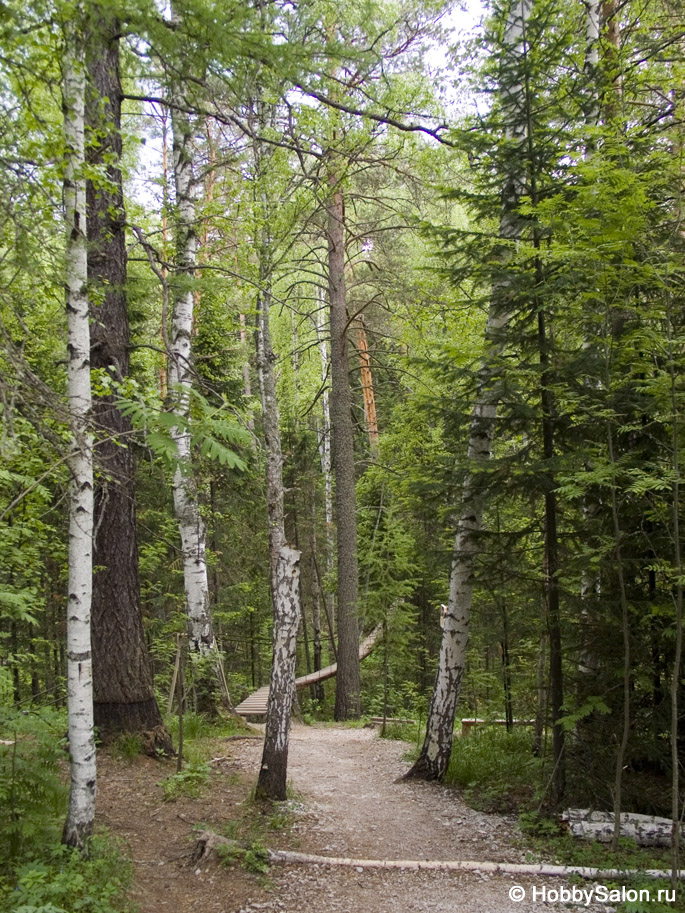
[406,0,532,781]
[86,7,168,747]
[251,95,302,800]
[314,295,337,660]
[169,89,215,656]
[62,5,96,848]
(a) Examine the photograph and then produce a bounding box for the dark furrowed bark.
[86,10,167,748]
[327,178,361,721]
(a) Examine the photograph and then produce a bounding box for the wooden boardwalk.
[235,625,382,718]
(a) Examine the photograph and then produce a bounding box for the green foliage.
[214,837,270,875]
[0,835,134,913]
[444,727,543,813]
[118,385,250,472]
[0,712,131,913]
[110,734,144,762]
[0,708,68,867]
[160,760,210,801]
[242,840,270,875]
[378,720,423,744]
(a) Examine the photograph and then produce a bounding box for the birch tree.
[406,0,532,781]
[169,92,215,657]
[62,5,96,848]
[248,70,303,798]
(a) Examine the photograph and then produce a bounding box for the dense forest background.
[0,0,684,886]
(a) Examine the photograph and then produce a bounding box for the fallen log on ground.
[191,831,684,880]
[563,809,683,848]
[267,849,684,880]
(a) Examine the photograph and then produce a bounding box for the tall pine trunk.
[405,0,531,781]
[86,8,168,747]
[327,169,361,720]
[62,11,96,848]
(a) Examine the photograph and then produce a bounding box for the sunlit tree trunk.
[354,319,379,455]
[405,0,531,781]
[62,11,96,848]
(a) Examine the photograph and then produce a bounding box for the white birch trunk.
[406,0,531,781]
[62,15,96,848]
[192,832,685,880]
[169,95,214,655]
[253,123,302,798]
[563,810,684,848]
[257,545,301,799]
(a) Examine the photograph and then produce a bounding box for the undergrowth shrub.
[0,708,133,912]
[161,760,210,800]
[0,707,68,867]
[0,835,133,913]
[444,725,542,812]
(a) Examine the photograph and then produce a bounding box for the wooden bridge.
[235,625,382,719]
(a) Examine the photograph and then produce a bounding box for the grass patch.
[444,726,542,813]
[160,760,210,800]
[518,821,684,913]
[379,720,423,746]
[111,733,144,762]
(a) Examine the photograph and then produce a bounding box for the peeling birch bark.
[563,810,685,848]
[252,107,302,799]
[62,12,96,848]
[406,0,531,782]
[169,83,214,657]
[191,832,685,880]
[267,850,683,880]
[256,545,301,800]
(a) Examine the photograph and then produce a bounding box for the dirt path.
[100,724,605,913]
[233,725,601,913]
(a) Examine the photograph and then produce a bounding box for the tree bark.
[405,0,531,781]
[327,171,361,720]
[256,545,301,800]
[252,96,302,798]
[62,14,96,848]
[564,810,683,848]
[354,319,379,455]
[86,8,168,747]
[314,292,337,660]
[309,508,325,702]
[169,86,214,656]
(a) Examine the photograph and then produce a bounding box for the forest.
[0,0,684,907]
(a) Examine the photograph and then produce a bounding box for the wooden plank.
[235,625,383,717]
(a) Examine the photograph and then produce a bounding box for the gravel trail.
[233,724,608,913]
